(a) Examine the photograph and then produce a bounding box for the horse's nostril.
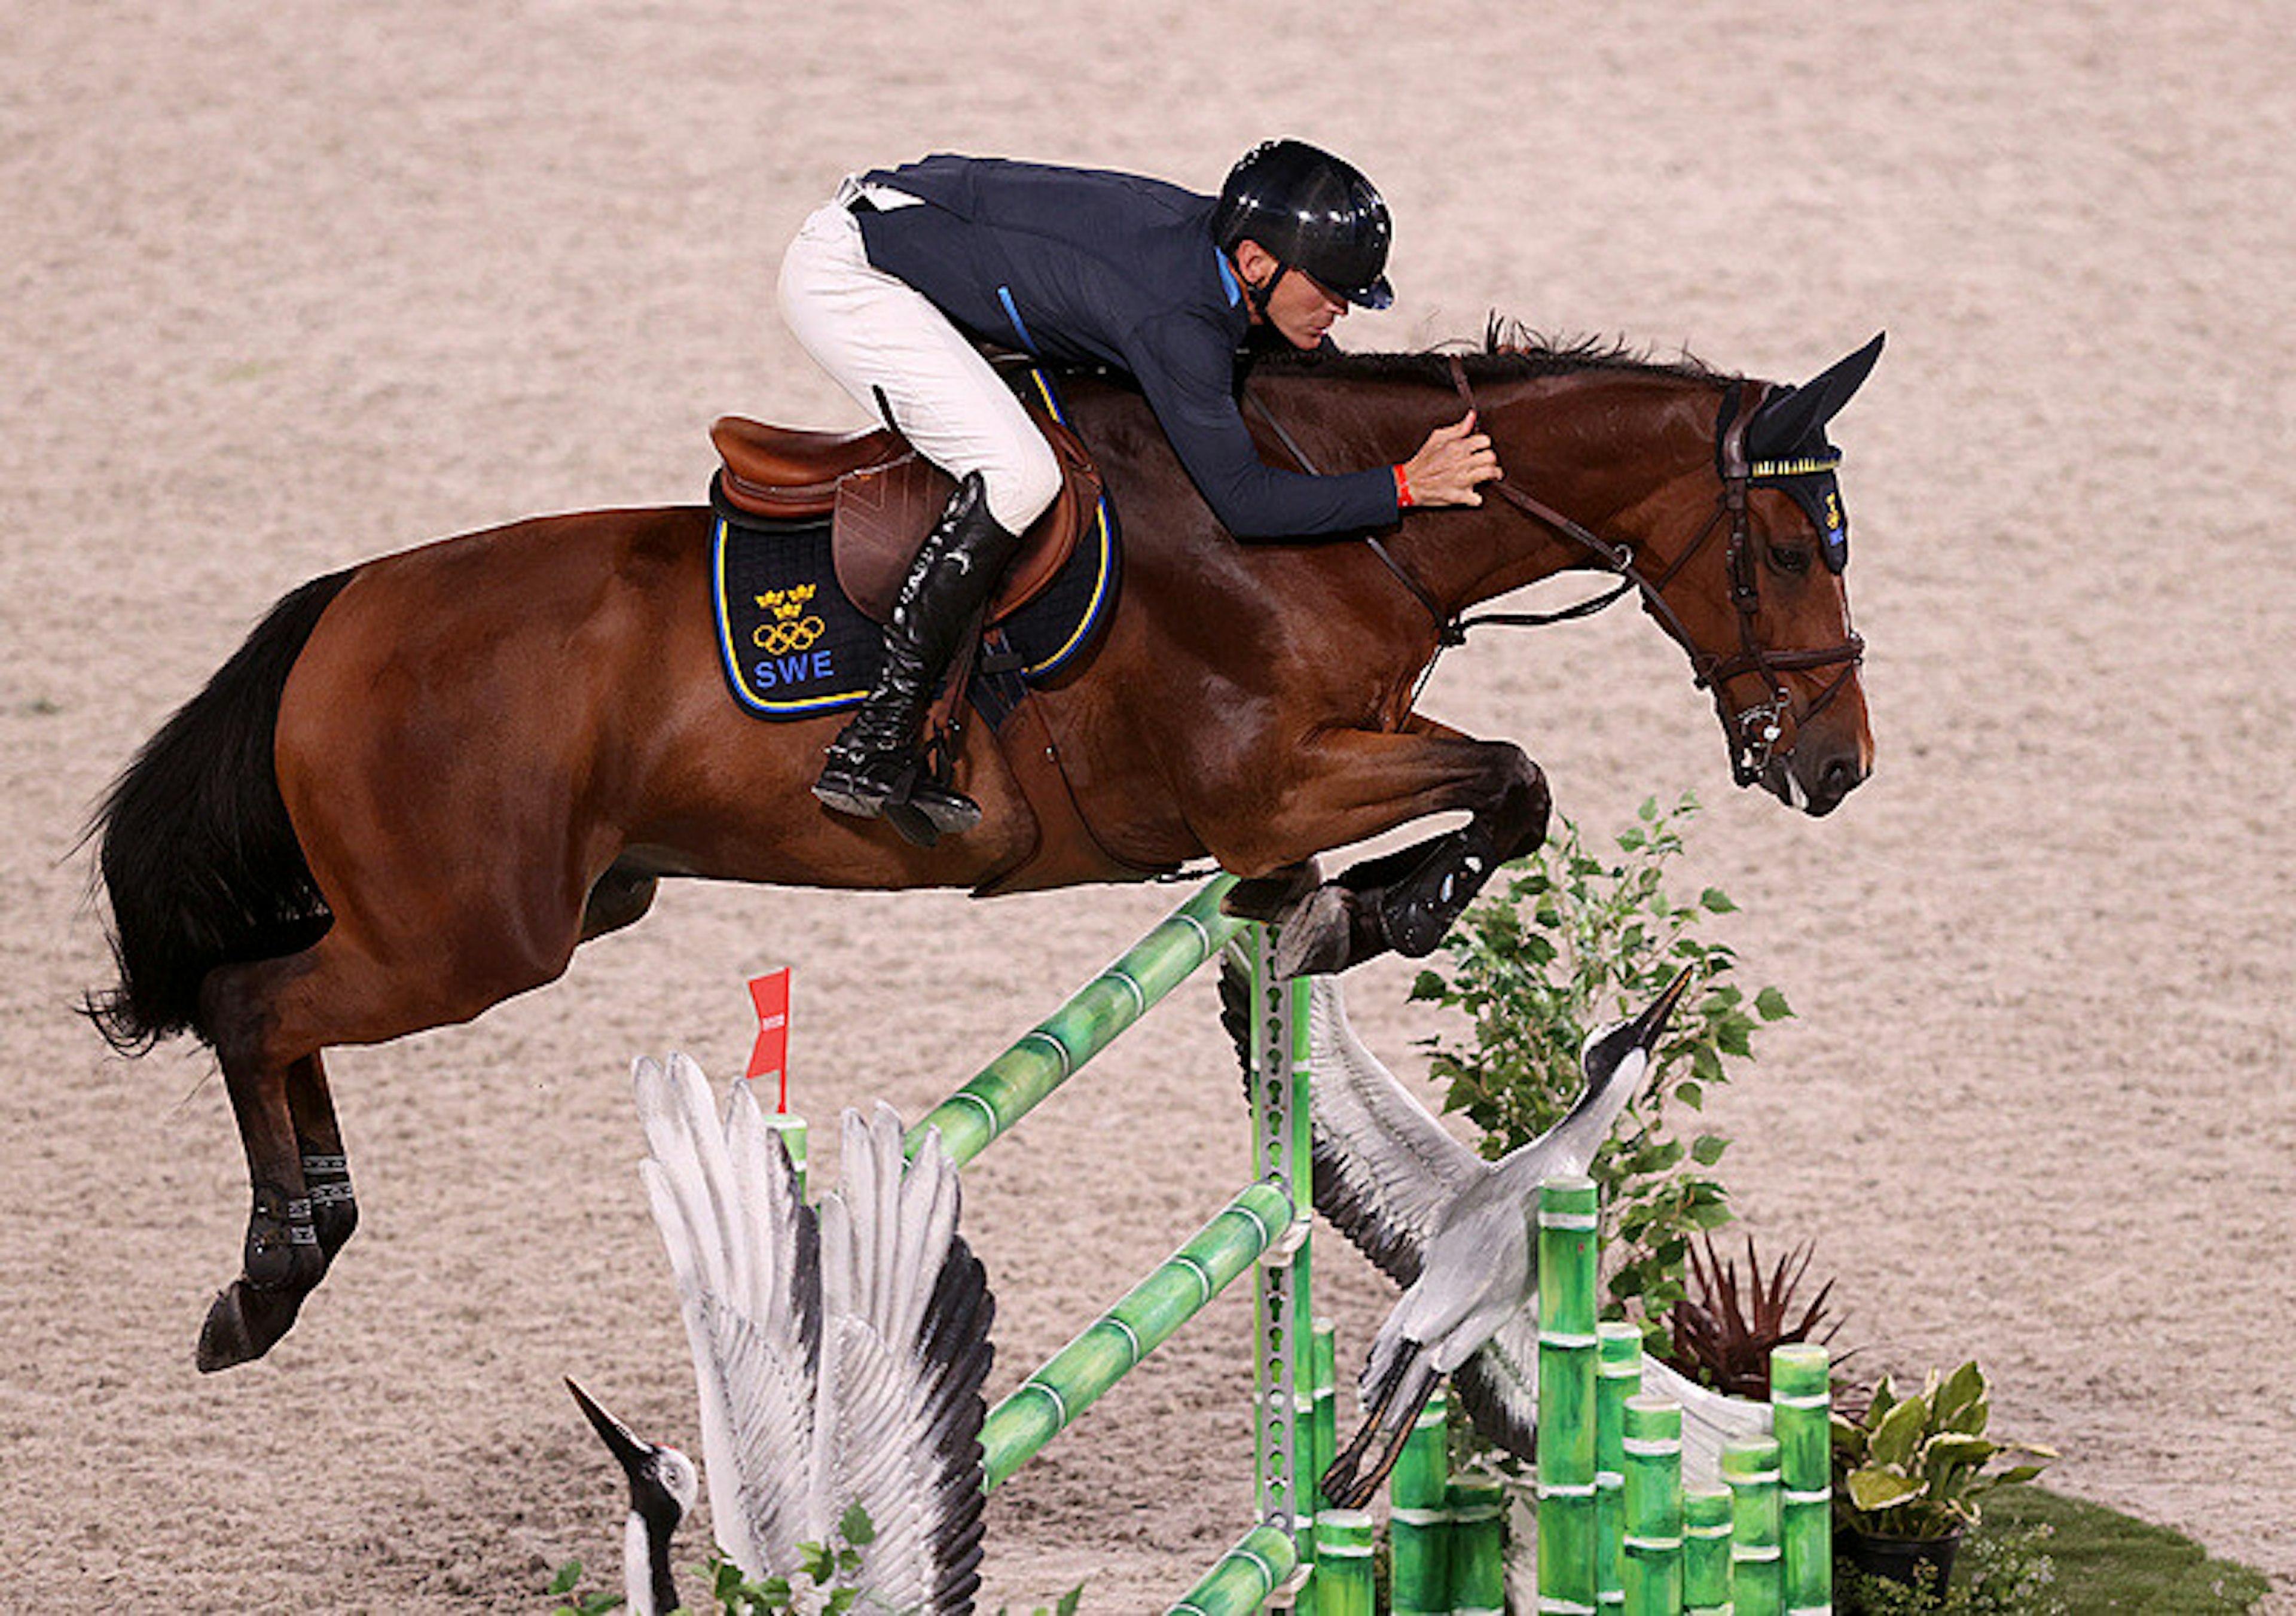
[1812,754,1864,810]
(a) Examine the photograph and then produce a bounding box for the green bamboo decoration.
[1310,1317,1339,1510]
[1314,1508,1376,1616]
[1595,1321,1642,1610]
[1683,1486,1732,1614]
[1723,1435,1784,1616]
[1620,1395,1683,1616]
[1246,923,1317,1559]
[1390,1389,1452,1615]
[1306,1318,1341,1615]
[1165,1522,1301,1616]
[981,1178,1294,1489]
[1446,1477,1507,1616]
[1538,1175,1599,1615]
[908,876,1244,1166]
[1770,1344,1833,1616]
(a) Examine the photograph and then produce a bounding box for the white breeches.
[777,183,1062,534]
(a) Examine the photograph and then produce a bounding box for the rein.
[1243,358,1865,788]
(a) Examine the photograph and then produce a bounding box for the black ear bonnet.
[1728,333,1884,574]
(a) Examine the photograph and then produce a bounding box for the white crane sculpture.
[1222,959,1769,1507]
[569,1054,994,1615]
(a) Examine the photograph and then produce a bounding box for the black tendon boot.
[814,472,1021,835]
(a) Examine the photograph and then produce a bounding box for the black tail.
[83,569,358,1052]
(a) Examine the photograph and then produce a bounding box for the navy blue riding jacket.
[854,155,1400,540]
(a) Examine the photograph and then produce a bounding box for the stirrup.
[813,752,981,841]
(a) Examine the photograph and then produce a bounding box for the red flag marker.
[746,968,792,1110]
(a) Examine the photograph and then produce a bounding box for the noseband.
[1378,358,1867,788]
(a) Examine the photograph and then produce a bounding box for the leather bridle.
[1353,357,1867,789]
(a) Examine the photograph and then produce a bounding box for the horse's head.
[1621,335,1882,816]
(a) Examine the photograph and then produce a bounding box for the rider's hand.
[1399,411,1501,507]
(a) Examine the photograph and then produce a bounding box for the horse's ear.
[1747,331,1885,459]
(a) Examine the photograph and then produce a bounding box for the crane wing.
[633,1053,822,1575]
[812,1106,996,1616]
[1219,955,1480,1284]
[1452,1309,1772,1486]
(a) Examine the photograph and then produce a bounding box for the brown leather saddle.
[710,398,1102,626]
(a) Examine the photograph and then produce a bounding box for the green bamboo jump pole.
[1446,1477,1506,1616]
[1771,1344,1833,1616]
[1390,1389,1452,1615]
[1620,1395,1683,1616]
[1167,1522,1302,1616]
[1683,1486,1731,1614]
[1595,1321,1642,1610]
[909,876,1244,1166]
[1314,1509,1376,1616]
[1723,1435,1784,1616]
[981,1177,1295,1490]
[1537,1175,1599,1615]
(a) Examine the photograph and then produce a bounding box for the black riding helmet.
[1213,139,1394,311]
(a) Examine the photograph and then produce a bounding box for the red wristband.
[1394,463,1413,509]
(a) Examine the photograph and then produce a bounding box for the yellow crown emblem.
[755,583,819,621]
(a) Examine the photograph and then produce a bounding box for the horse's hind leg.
[285,1053,356,1264]
[197,955,328,1372]
[192,880,588,1370]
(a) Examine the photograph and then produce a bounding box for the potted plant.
[1831,1360,2054,1600]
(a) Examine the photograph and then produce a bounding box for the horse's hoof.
[195,1279,305,1373]
[1272,886,1358,978]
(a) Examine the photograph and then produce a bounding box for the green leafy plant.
[1410,791,1795,1346]
[1833,1362,2055,1542]
[996,1593,1083,1616]
[1663,1231,1842,1397]
[546,1558,625,1615]
[547,1502,881,1614]
[546,1504,1082,1615]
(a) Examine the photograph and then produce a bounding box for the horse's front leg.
[1200,719,1549,977]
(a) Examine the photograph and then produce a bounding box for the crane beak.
[566,1376,651,1479]
[1622,965,1696,1056]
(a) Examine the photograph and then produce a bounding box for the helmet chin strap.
[1245,260,1287,323]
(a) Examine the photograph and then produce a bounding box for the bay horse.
[86,329,1881,1372]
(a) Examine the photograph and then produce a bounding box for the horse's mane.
[1248,317,1732,388]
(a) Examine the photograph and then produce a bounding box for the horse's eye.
[1769,544,1812,576]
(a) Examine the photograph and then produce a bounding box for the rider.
[778,139,1500,836]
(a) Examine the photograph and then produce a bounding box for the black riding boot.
[813,471,1021,836]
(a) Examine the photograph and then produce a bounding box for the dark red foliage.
[1662,1232,1842,1398]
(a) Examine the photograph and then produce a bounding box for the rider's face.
[1233,240,1351,350]
[1263,268,1349,350]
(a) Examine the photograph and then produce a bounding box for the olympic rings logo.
[754,615,827,655]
